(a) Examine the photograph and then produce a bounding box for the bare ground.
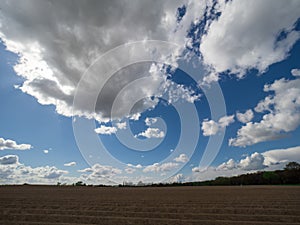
[0,185,300,225]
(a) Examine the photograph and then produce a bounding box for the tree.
[284,162,300,171]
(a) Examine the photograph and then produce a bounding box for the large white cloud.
[230,74,300,147]
[0,137,32,150]
[200,0,300,77]
[0,0,208,122]
[263,146,300,166]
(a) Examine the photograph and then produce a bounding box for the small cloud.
[94,125,117,135]
[64,161,76,167]
[202,115,235,136]
[130,113,141,121]
[145,117,157,126]
[0,137,32,151]
[291,68,300,77]
[0,155,19,165]
[174,154,189,163]
[116,122,126,129]
[136,128,165,138]
[236,109,254,123]
[43,150,49,154]
[127,163,142,169]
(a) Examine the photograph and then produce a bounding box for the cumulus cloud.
[143,162,179,173]
[0,137,32,150]
[238,152,266,171]
[174,154,189,163]
[0,155,19,165]
[190,146,300,181]
[202,115,234,136]
[94,125,117,135]
[0,155,69,184]
[216,159,236,171]
[136,128,165,138]
[200,0,300,77]
[0,0,200,123]
[236,109,254,124]
[263,146,300,166]
[168,173,184,183]
[230,76,300,147]
[78,163,122,178]
[64,161,76,167]
[217,146,300,172]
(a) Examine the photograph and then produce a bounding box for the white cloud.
[263,146,300,166]
[127,163,143,169]
[202,115,234,136]
[291,68,300,77]
[145,117,157,126]
[0,155,69,184]
[165,81,201,104]
[200,0,300,77]
[238,152,266,171]
[143,162,179,173]
[130,113,141,121]
[0,155,19,165]
[0,137,32,150]
[64,161,76,167]
[230,77,300,147]
[136,128,165,139]
[125,167,136,174]
[0,0,194,123]
[200,72,219,86]
[168,173,184,183]
[236,109,254,124]
[116,122,126,130]
[190,146,300,182]
[216,159,236,171]
[174,154,189,163]
[94,125,117,135]
[78,163,122,178]
[43,150,49,154]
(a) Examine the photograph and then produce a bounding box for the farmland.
[0,185,300,225]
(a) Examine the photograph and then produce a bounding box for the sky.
[0,0,300,185]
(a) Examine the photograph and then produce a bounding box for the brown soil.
[0,185,299,225]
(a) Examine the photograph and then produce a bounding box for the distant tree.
[284,162,300,171]
[75,181,86,186]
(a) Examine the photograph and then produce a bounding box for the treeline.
[63,162,300,187]
[150,162,300,187]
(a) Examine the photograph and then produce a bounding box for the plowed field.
[1,185,299,225]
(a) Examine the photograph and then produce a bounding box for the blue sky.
[0,0,300,184]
